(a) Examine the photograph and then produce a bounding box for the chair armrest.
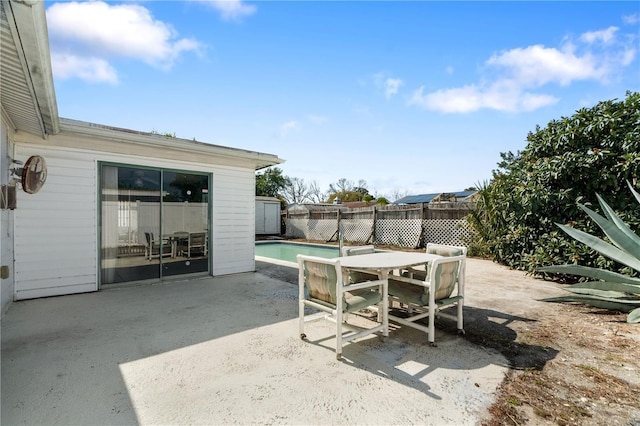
[388,274,429,288]
[344,279,387,291]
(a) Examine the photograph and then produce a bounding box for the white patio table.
[337,251,442,280]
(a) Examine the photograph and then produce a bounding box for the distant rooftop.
[394,190,477,205]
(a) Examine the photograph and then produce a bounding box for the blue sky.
[46,1,639,200]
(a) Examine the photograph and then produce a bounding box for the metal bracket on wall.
[1,184,17,209]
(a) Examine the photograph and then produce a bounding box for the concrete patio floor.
[1,258,564,425]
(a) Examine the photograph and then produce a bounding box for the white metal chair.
[297,254,389,360]
[341,245,379,283]
[144,232,172,260]
[186,232,207,258]
[387,243,466,345]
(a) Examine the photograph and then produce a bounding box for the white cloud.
[486,43,605,86]
[197,0,256,21]
[410,26,635,113]
[47,1,203,83]
[385,78,403,99]
[409,84,558,113]
[279,120,299,137]
[51,53,119,85]
[372,72,403,99]
[580,26,618,45]
[622,13,639,25]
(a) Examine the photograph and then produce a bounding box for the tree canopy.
[473,91,640,275]
[255,167,288,199]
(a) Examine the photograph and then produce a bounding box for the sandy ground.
[1,258,567,425]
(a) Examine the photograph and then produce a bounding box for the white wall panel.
[211,167,256,275]
[14,145,98,299]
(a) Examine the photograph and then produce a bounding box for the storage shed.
[0,1,282,313]
[255,197,281,235]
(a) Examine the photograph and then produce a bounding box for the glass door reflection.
[161,171,209,277]
[101,166,162,284]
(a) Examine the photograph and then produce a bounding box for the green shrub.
[471,91,640,274]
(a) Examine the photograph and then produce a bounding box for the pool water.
[255,242,339,263]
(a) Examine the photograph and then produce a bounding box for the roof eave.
[3,0,60,137]
[59,118,283,170]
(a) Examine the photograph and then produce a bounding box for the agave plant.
[538,181,640,323]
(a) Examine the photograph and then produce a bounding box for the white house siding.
[210,168,256,275]
[12,138,259,299]
[1,117,14,313]
[14,145,97,300]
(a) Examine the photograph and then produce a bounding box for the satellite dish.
[21,155,47,194]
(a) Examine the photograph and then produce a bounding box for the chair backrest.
[426,243,467,257]
[341,245,375,257]
[298,255,342,305]
[423,244,466,303]
[190,232,206,245]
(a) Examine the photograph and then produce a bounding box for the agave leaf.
[566,287,640,299]
[578,202,640,257]
[568,281,640,292]
[552,294,640,304]
[537,265,640,285]
[592,194,640,254]
[628,307,640,323]
[569,281,640,294]
[557,223,640,272]
[628,181,640,205]
[541,295,635,312]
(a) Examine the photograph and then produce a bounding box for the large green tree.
[255,167,288,199]
[475,91,640,275]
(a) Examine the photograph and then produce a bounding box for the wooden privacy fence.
[283,202,476,248]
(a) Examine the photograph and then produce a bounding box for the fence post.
[416,203,426,248]
[366,205,376,244]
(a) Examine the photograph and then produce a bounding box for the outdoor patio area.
[1,258,565,425]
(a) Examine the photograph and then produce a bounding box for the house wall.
[1,117,15,314]
[12,136,257,300]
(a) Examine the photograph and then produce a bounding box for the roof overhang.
[35,118,282,171]
[1,0,60,138]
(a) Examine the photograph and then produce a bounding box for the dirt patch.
[479,304,640,426]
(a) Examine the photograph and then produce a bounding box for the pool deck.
[1,258,565,425]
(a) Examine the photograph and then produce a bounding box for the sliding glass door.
[100,164,210,285]
[161,171,209,277]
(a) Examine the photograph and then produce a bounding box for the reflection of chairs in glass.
[186,232,207,258]
[144,232,172,260]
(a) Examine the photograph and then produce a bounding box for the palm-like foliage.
[538,182,640,323]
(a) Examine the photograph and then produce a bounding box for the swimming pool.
[255,241,339,266]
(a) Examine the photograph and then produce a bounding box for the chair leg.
[336,309,343,360]
[428,307,436,345]
[299,300,306,339]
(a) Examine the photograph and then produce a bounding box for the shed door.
[255,202,266,234]
[264,203,280,234]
